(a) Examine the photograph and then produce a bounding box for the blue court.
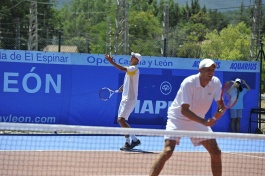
[0,135,264,153]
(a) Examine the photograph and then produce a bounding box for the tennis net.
[0,122,264,176]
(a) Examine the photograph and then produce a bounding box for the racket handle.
[114,90,119,93]
[218,108,224,113]
[212,117,216,120]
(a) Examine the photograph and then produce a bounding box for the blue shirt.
[231,88,248,109]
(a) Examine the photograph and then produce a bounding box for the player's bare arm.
[214,100,226,120]
[118,85,123,92]
[241,79,251,90]
[105,54,127,72]
[181,104,216,126]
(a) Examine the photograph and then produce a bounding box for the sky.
[54,0,265,12]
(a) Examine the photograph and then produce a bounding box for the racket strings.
[99,89,111,100]
[222,82,239,108]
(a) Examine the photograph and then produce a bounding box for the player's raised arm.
[105,54,127,72]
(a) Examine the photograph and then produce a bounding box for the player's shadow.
[121,148,157,154]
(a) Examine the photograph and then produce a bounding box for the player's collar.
[196,73,214,87]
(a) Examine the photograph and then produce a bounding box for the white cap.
[235,78,241,83]
[131,52,142,62]
[199,58,216,69]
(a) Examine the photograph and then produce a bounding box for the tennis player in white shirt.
[149,58,226,176]
[105,52,141,151]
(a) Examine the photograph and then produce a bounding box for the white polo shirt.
[168,73,222,120]
[121,65,139,100]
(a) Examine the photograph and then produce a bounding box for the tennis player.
[149,58,225,176]
[105,52,141,151]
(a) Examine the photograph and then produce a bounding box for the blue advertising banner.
[0,49,260,133]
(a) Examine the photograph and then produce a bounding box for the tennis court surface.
[0,123,264,176]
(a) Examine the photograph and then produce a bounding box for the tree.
[201,22,251,60]
[0,0,57,50]
[207,10,229,31]
[0,0,30,49]
[176,23,207,58]
[56,0,115,53]
[128,11,162,55]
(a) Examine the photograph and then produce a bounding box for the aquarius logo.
[160,81,172,95]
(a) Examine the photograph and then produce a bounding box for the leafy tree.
[89,22,109,54]
[57,0,111,36]
[0,0,57,50]
[207,10,229,31]
[170,1,218,58]
[201,22,251,60]
[130,0,154,11]
[177,42,201,58]
[1,0,262,59]
[190,0,201,15]
[149,0,160,17]
[128,11,162,55]
[223,2,252,26]
[259,6,265,40]
[165,0,181,27]
[56,0,115,53]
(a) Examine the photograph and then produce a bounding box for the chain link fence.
[0,34,256,60]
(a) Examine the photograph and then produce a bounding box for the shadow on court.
[120,148,157,154]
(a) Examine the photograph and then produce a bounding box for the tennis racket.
[99,87,119,101]
[218,81,240,113]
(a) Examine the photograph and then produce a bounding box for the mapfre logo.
[160,81,172,95]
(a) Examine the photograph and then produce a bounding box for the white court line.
[224,151,265,160]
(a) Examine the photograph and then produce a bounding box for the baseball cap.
[199,58,216,69]
[131,52,142,62]
[235,78,241,83]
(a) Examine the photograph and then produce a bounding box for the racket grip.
[218,108,224,113]
[114,90,119,93]
[212,117,216,120]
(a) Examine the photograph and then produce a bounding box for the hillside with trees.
[0,0,265,60]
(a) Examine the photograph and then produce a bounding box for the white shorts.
[165,117,213,146]
[118,99,137,120]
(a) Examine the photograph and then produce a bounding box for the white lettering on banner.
[3,67,61,93]
[134,100,173,114]
[22,67,41,93]
[3,72,19,92]
[0,114,56,123]
[45,74,61,93]
[140,100,154,113]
